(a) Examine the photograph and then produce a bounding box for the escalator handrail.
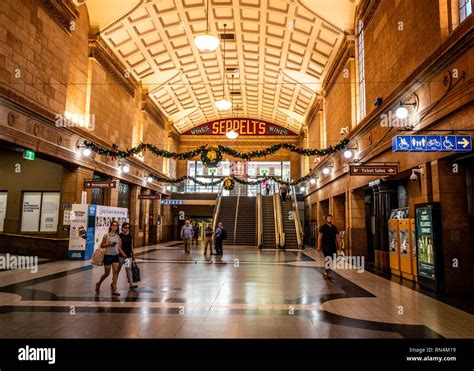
[233,183,242,246]
[257,191,263,248]
[290,185,304,249]
[212,184,224,240]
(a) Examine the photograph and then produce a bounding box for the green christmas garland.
[83,138,349,164]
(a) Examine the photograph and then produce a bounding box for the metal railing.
[273,193,284,248]
[212,184,224,238]
[257,191,263,248]
[233,184,242,245]
[290,185,304,249]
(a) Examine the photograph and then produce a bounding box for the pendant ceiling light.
[216,23,231,111]
[225,74,239,139]
[194,0,220,52]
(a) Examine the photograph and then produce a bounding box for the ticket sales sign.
[350,165,398,176]
[392,135,472,152]
[182,118,298,136]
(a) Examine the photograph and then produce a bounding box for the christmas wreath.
[223,177,235,191]
[201,146,222,167]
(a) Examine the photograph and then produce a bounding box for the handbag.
[131,261,141,283]
[91,247,105,266]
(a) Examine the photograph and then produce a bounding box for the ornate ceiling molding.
[35,0,79,34]
[141,94,167,128]
[88,35,139,97]
[322,36,356,95]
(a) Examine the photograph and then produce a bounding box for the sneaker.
[129,285,138,289]
[111,290,120,296]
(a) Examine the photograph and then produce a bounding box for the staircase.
[281,198,298,249]
[234,196,257,245]
[217,196,237,245]
[262,196,276,248]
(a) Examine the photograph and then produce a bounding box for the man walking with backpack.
[213,222,227,256]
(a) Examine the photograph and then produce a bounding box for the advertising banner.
[92,205,129,254]
[21,192,42,232]
[40,192,60,232]
[0,192,7,232]
[68,204,88,260]
[416,207,436,279]
[182,118,298,136]
[415,202,443,293]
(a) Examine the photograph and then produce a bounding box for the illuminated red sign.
[182,118,298,136]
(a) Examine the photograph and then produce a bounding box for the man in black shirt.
[317,214,341,280]
[118,222,138,289]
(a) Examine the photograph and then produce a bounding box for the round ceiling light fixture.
[194,33,220,52]
[194,0,219,52]
[309,178,317,185]
[82,147,91,157]
[344,149,353,159]
[216,99,232,111]
[322,167,330,175]
[225,130,239,140]
[146,176,153,183]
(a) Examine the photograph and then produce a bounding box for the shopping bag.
[131,261,141,282]
[91,247,105,266]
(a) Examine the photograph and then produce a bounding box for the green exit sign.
[23,149,35,161]
[260,169,268,175]
[209,168,217,175]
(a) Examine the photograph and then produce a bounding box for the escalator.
[281,198,298,249]
[261,196,276,248]
[234,196,257,245]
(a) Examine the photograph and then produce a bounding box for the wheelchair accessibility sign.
[392,135,471,152]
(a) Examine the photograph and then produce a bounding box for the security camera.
[410,166,424,182]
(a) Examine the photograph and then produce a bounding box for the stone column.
[58,166,94,238]
[108,179,119,207]
[348,189,367,258]
[431,159,474,295]
[129,185,141,246]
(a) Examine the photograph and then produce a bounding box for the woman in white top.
[95,220,125,296]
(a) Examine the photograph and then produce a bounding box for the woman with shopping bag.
[95,221,123,296]
[118,222,138,290]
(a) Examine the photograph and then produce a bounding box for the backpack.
[220,227,228,240]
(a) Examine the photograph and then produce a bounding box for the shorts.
[103,254,120,266]
[322,246,337,259]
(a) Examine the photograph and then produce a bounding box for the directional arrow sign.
[393,135,471,152]
[84,180,117,188]
[350,165,398,176]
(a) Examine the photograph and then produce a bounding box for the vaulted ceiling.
[85,0,358,133]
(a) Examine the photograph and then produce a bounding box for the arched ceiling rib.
[86,0,358,133]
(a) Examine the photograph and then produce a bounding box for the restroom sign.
[392,135,472,152]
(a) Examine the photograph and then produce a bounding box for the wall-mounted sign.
[84,180,116,188]
[23,149,35,161]
[392,135,472,152]
[350,165,398,176]
[138,194,161,200]
[182,118,298,136]
[161,199,183,204]
[0,192,7,232]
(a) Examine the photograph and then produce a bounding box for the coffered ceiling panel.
[93,0,356,133]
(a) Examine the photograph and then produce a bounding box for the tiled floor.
[0,242,473,339]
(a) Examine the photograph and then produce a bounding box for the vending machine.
[388,219,400,276]
[399,219,414,281]
[415,203,443,293]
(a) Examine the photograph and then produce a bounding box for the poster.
[68,204,88,259]
[40,192,60,232]
[93,205,129,253]
[21,192,42,232]
[416,207,436,279]
[0,192,7,232]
